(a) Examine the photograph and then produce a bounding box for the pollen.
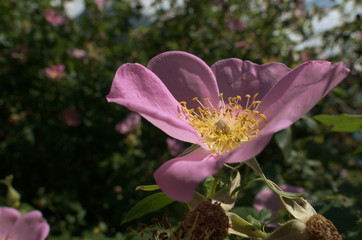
[179,93,266,154]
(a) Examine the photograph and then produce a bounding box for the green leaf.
[313,114,362,132]
[352,144,362,155]
[232,207,272,224]
[135,184,160,191]
[274,127,292,160]
[121,192,174,224]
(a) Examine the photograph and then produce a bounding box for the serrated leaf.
[232,207,272,224]
[314,114,362,132]
[121,192,174,224]
[135,184,160,191]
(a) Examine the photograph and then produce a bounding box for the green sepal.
[135,184,160,191]
[178,144,200,157]
[212,171,241,212]
[227,212,268,238]
[121,192,174,224]
[265,219,308,240]
[246,158,304,200]
[187,191,206,211]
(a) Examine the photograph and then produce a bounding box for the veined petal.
[154,148,224,202]
[211,59,290,103]
[9,211,49,240]
[148,51,220,110]
[107,63,200,144]
[0,207,20,237]
[223,134,273,163]
[259,61,349,135]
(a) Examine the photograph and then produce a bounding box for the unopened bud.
[6,185,21,208]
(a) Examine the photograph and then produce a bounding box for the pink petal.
[259,61,349,135]
[107,63,200,144]
[222,134,273,163]
[0,207,21,237]
[147,51,220,110]
[211,59,290,103]
[154,148,224,202]
[8,210,49,240]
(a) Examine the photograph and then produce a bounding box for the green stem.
[208,171,221,198]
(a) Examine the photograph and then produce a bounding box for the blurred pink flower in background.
[94,0,105,10]
[11,45,28,63]
[166,137,186,157]
[66,48,86,58]
[43,64,65,79]
[62,108,82,126]
[301,51,310,62]
[226,19,248,32]
[0,207,49,240]
[44,9,64,26]
[115,113,141,134]
[234,40,247,48]
[253,184,305,216]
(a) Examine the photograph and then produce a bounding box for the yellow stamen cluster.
[179,93,266,154]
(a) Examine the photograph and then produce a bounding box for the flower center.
[179,93,266,154]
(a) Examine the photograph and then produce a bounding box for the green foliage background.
[0,0,361,239]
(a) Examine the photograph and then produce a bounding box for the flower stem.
[208,171,221,198]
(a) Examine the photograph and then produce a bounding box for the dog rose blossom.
[107,51,349,201]
[0,207,49,240]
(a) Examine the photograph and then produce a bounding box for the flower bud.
[6,185,21,208]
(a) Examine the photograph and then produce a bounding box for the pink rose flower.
[226,19,248,32]
[61,108,82,126]
[115,112,141,134]
[234,40,247,48]
[94,0,105,10]
[44,9,64,26]
[166,137,186,157]
[43,64,65,79]
[106,51,349,201]
[0,207,49,240]
[66,48,86,58]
